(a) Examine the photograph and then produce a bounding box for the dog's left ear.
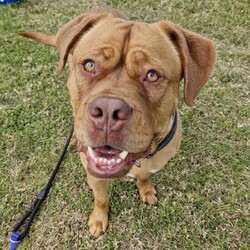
[160,21,216,106]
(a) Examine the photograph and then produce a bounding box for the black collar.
[146,111,178,158]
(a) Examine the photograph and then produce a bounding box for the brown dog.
[19,7,216,237]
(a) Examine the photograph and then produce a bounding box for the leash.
[9,126,74,250]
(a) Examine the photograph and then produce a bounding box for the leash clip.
[134,160,141,168]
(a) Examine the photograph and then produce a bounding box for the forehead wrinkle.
[122,22,133,59]
[126,22,179,71]
[76,19,133,66]
[126,25,165,66]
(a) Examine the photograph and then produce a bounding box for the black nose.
[88,97,132,132]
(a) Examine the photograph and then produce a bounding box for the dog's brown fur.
[19,7,216,237]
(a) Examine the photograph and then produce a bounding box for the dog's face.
[19,10,216,179]
[71,17,182,178]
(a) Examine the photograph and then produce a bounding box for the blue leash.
[9,127,74,249]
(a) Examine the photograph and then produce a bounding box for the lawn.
[0,0,249,249]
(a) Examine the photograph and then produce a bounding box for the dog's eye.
[146,70,159,82]
[83,60,95,73]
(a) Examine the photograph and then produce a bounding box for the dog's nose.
[88,97,132,131]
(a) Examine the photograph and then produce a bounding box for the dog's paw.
[88,210,108,238]
[139,186,158,205]
[137,178,158,205]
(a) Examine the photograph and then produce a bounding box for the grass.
[0,0,249,249]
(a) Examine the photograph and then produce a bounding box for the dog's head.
[19,8,216,179]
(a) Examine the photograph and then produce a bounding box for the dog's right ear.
[19,12,108,72]
[55,13,107,72]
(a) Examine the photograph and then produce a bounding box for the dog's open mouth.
[87,146,132,179]
[78,144,150,179]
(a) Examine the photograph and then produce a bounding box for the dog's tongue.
[85,146,133,179]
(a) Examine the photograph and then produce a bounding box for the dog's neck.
[146,111,178,158]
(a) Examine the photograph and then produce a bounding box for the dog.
[19,7,216,238]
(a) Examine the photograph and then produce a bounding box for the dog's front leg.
[137,173,158,205]
[87,172,109,237]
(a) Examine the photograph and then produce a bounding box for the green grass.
[0,0,249,249]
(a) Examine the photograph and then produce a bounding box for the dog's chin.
[78,144,150,179]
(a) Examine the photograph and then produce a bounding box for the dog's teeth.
[103,158,108,164]
[111,159,116,163]
[119,151,129,160]
[116,158,122,164]
[93,157,98,163]
[88,147,96,158]
[99,158,103,163]
[107,160,111,165]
